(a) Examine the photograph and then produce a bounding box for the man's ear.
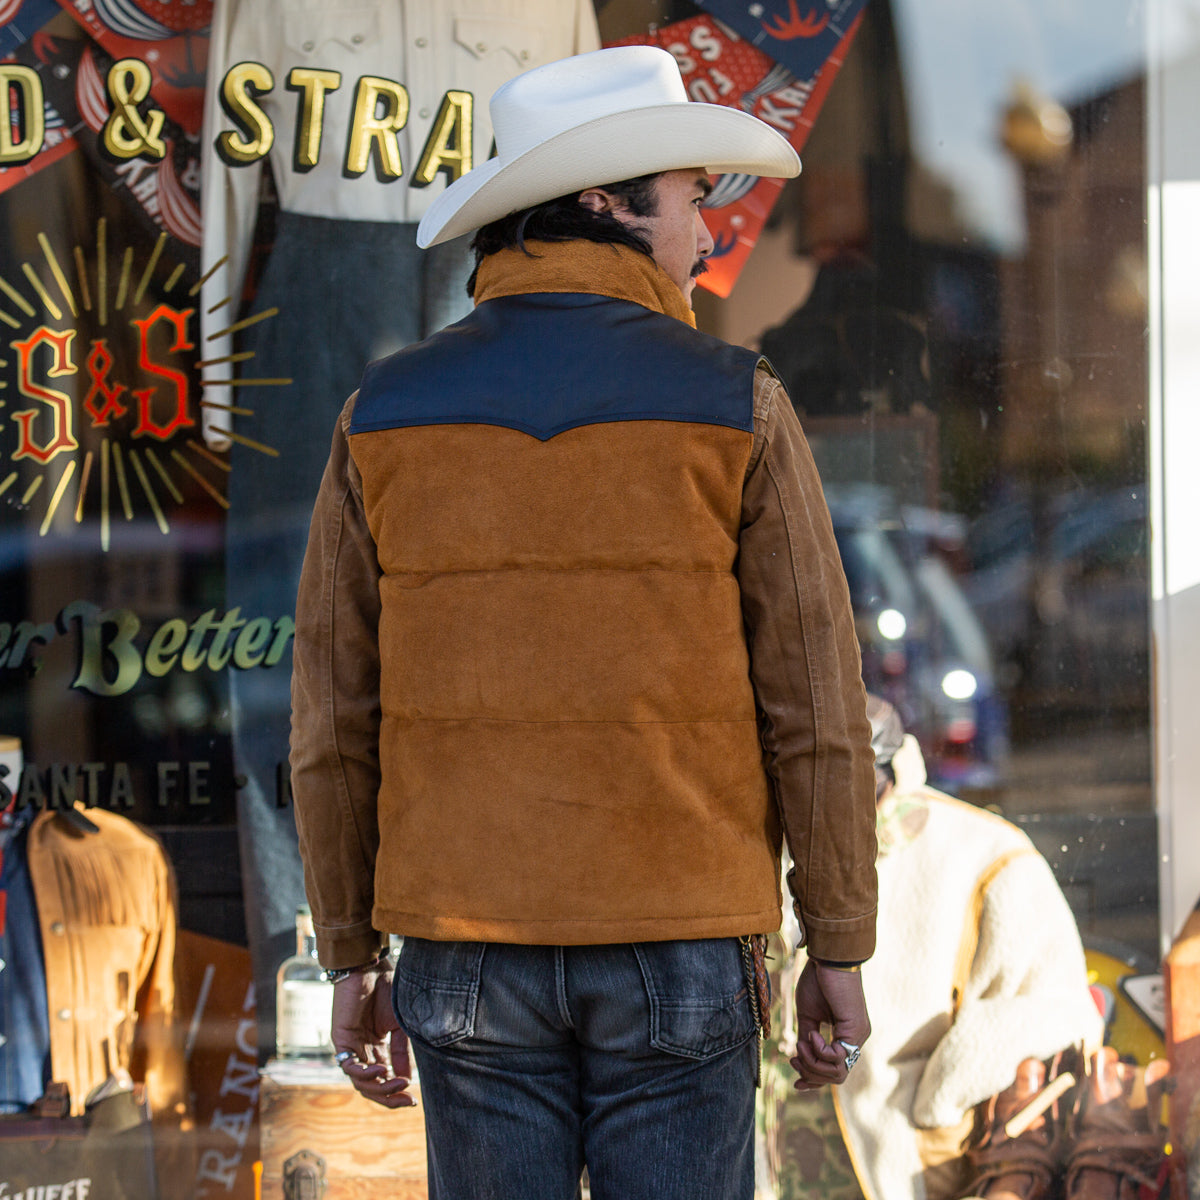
[578,186,621,215]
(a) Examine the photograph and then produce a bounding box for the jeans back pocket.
[393,937,486,1047]
[633,938,757,1060]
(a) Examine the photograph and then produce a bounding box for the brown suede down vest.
[346,286,784,944]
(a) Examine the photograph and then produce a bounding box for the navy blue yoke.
[349,293,761,442]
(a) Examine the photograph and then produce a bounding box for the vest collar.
[473,241,697,328]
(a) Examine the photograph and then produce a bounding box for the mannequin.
[199,0,600,1059]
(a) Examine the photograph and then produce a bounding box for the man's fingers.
[789,1063,846,1089]
[362,1039,392,1067]
[353,1081,418,1109]
[340,1059,418,1108]
[789,1030,854,1088]
[790,958,871,1089]
[328,968,410,1107]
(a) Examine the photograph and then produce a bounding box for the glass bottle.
[275,904,334,1058]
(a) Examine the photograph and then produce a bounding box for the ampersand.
[83,339,128,426]
[102,58,166,161]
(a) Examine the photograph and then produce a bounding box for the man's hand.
[330,959,416,1108]
[789,959,871,1091]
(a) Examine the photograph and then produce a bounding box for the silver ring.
[837,1040,861,1070]
[335,1050,355,1064]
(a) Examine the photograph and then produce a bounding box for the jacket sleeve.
[290,394,388,969]
[737,365,878,963]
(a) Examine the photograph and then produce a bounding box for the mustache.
[690,258,709,279]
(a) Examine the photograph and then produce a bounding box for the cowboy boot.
[1064,1047,1170,1200]
[958,1056,1074,1200]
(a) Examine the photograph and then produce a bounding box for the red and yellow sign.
[0,217,288,551]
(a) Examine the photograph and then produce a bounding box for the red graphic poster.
[609,13,862,296]
[1,8,208,261]
[0,0,59,56]
[55,0,211,134]
[693,0,868,81]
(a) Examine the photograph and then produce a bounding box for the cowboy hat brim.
[416,102,800,248]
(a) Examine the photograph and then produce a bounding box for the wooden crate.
[259,1066,427,1199]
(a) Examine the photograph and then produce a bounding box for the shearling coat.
[832,736,1104,1200]
[289,241,877,968]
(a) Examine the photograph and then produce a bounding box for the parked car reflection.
[963,486,1149,718]
[825,485,1007,790]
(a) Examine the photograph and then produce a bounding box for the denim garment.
[0,811,51,1110]
[393,937,759,1200]
[226,212,471,1059]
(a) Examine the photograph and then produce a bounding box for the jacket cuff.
[795,902,877,964]
[314,920,386,972]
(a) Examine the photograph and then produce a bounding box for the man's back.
[304,242,783,944]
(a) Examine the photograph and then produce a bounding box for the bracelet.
[812,958,863,973]
[324,950,392,984]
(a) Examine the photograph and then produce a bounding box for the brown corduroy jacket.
[290,242,877,970]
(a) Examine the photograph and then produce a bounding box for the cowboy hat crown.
[416,45,801,248]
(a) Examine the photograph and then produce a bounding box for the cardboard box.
[259,1062,426,1199]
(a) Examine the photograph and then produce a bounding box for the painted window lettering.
[218,64,474,182]
[2,59,474,185]
[0,1181,93,1199]
[10,306,196,466]
[0,604,296,697]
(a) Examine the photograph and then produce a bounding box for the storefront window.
[666,0,1161,959]
[1,0,1191,1195]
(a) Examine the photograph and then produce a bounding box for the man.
[290,45,877,1199]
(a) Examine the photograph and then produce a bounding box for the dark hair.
[465,173,661,296]
[874,762,896,802]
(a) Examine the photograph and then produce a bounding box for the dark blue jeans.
[393,937,759,1200]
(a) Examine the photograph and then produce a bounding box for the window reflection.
[685,0,1155,958]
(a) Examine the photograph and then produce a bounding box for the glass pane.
[603,0,1157,960]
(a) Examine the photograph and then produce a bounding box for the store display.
[19,804,188,1120]
[0,0,1187,1191]
[199,0,602,443]
[0,783,190,1198]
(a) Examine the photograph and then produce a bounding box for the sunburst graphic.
[0,221,292,551]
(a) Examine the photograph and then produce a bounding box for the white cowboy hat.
[416,45,801,248]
